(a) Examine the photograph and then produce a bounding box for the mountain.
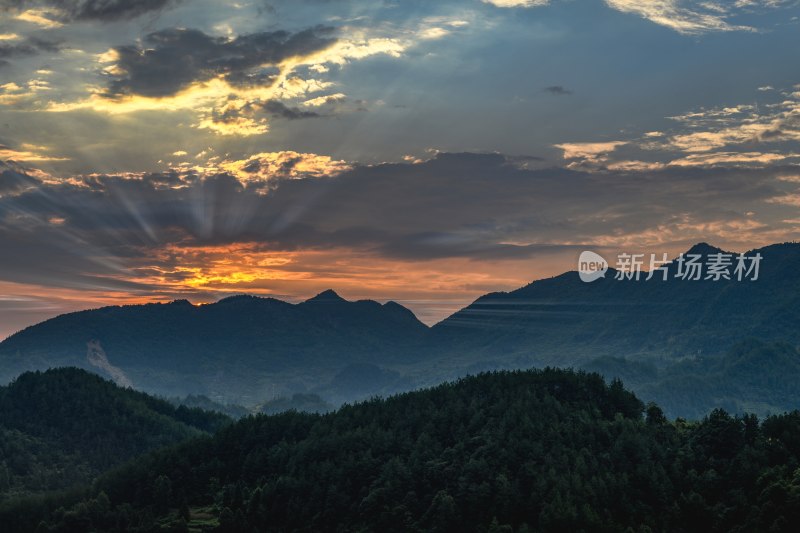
[258,393,332,415]
[10,368,800,532]
[0,291,428,404]
[432,242,800,367]
[0,368,229,502]
[424,242,800,417]
[169,394,251,420]
[3,243,800,417]
[587,339,800,419]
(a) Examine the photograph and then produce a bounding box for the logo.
[577,250,762,283]
[578,251,608,283]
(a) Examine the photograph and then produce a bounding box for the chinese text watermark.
[578,251,762,283]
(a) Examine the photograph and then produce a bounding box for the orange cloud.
[218,151,353,183]
[0,145,68,162]
[53,242,551,327]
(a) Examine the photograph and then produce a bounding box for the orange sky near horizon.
[2,0,800,340]
[1,238,787,340]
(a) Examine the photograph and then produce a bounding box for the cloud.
[1,151,791,266]
[482,0,550,7]
[550,81,800,172]
[766,192,800,207]
[2,150,799,330]
[544,85,572,95]
[668,151,800,167]
[0,160,40,196]
[0,42,36,65]
[262,99,322,120]
[487,0,796,34]
[41,24,407,138]
[303,93,346,106]
[12,8,63,28]
[218,151,352,183]
[0,144,68,162]
[603,0,800,34]
[604,0,754,34]
[103,26,336,98]
[555,141,627,162]
[661,89,800,153]
[196,110,270,137]
[304,36,405,66]
[1,0,179,22]
[0,35,60,66]
[37,25,346,137]
[2,0,800,331]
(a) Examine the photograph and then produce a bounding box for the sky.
[1,0,800,337]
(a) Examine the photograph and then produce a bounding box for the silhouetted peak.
[213,295,290,309]
[685,242,725,256]
[216,294,259,304]
[305,289,346,303]
[382,301,424,322]
[753,242,800,256]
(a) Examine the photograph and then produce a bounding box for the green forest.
[4,367,800,532]
[0,368,230,503]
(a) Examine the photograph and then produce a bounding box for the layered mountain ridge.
[0,290,428,403]
[2,242,800,417]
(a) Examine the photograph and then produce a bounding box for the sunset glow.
[2,0,800,338]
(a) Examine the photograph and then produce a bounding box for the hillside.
[0,291,428,404]
[3,243,800,419]
[419,242,800,417]
[433,242,800,366]
[0,368,229,502]
[583,339,800,418]
[9,368,800,532]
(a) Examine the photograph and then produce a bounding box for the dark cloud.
[0,153,788,297]
[104,26,336,98]
[0,43,35,61]
[262,100,322,120]
[26,36,61,53]
[225,68,281,89]
[0,0,178,21]
[544,85,572,96]
[0,37,60,65]
[0,160,39,195]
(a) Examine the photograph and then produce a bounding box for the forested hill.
[12,368,800,532]
[587,339,800,419]
[433,242,800,365]
[0,368,230,502]
[0,291,428,402]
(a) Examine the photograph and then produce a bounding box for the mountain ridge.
[0,291,429,403]
[3,241,800,416]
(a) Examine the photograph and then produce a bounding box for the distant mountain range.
[0,290,428,404]
[432,242,800,364]
[2,242,800,417]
